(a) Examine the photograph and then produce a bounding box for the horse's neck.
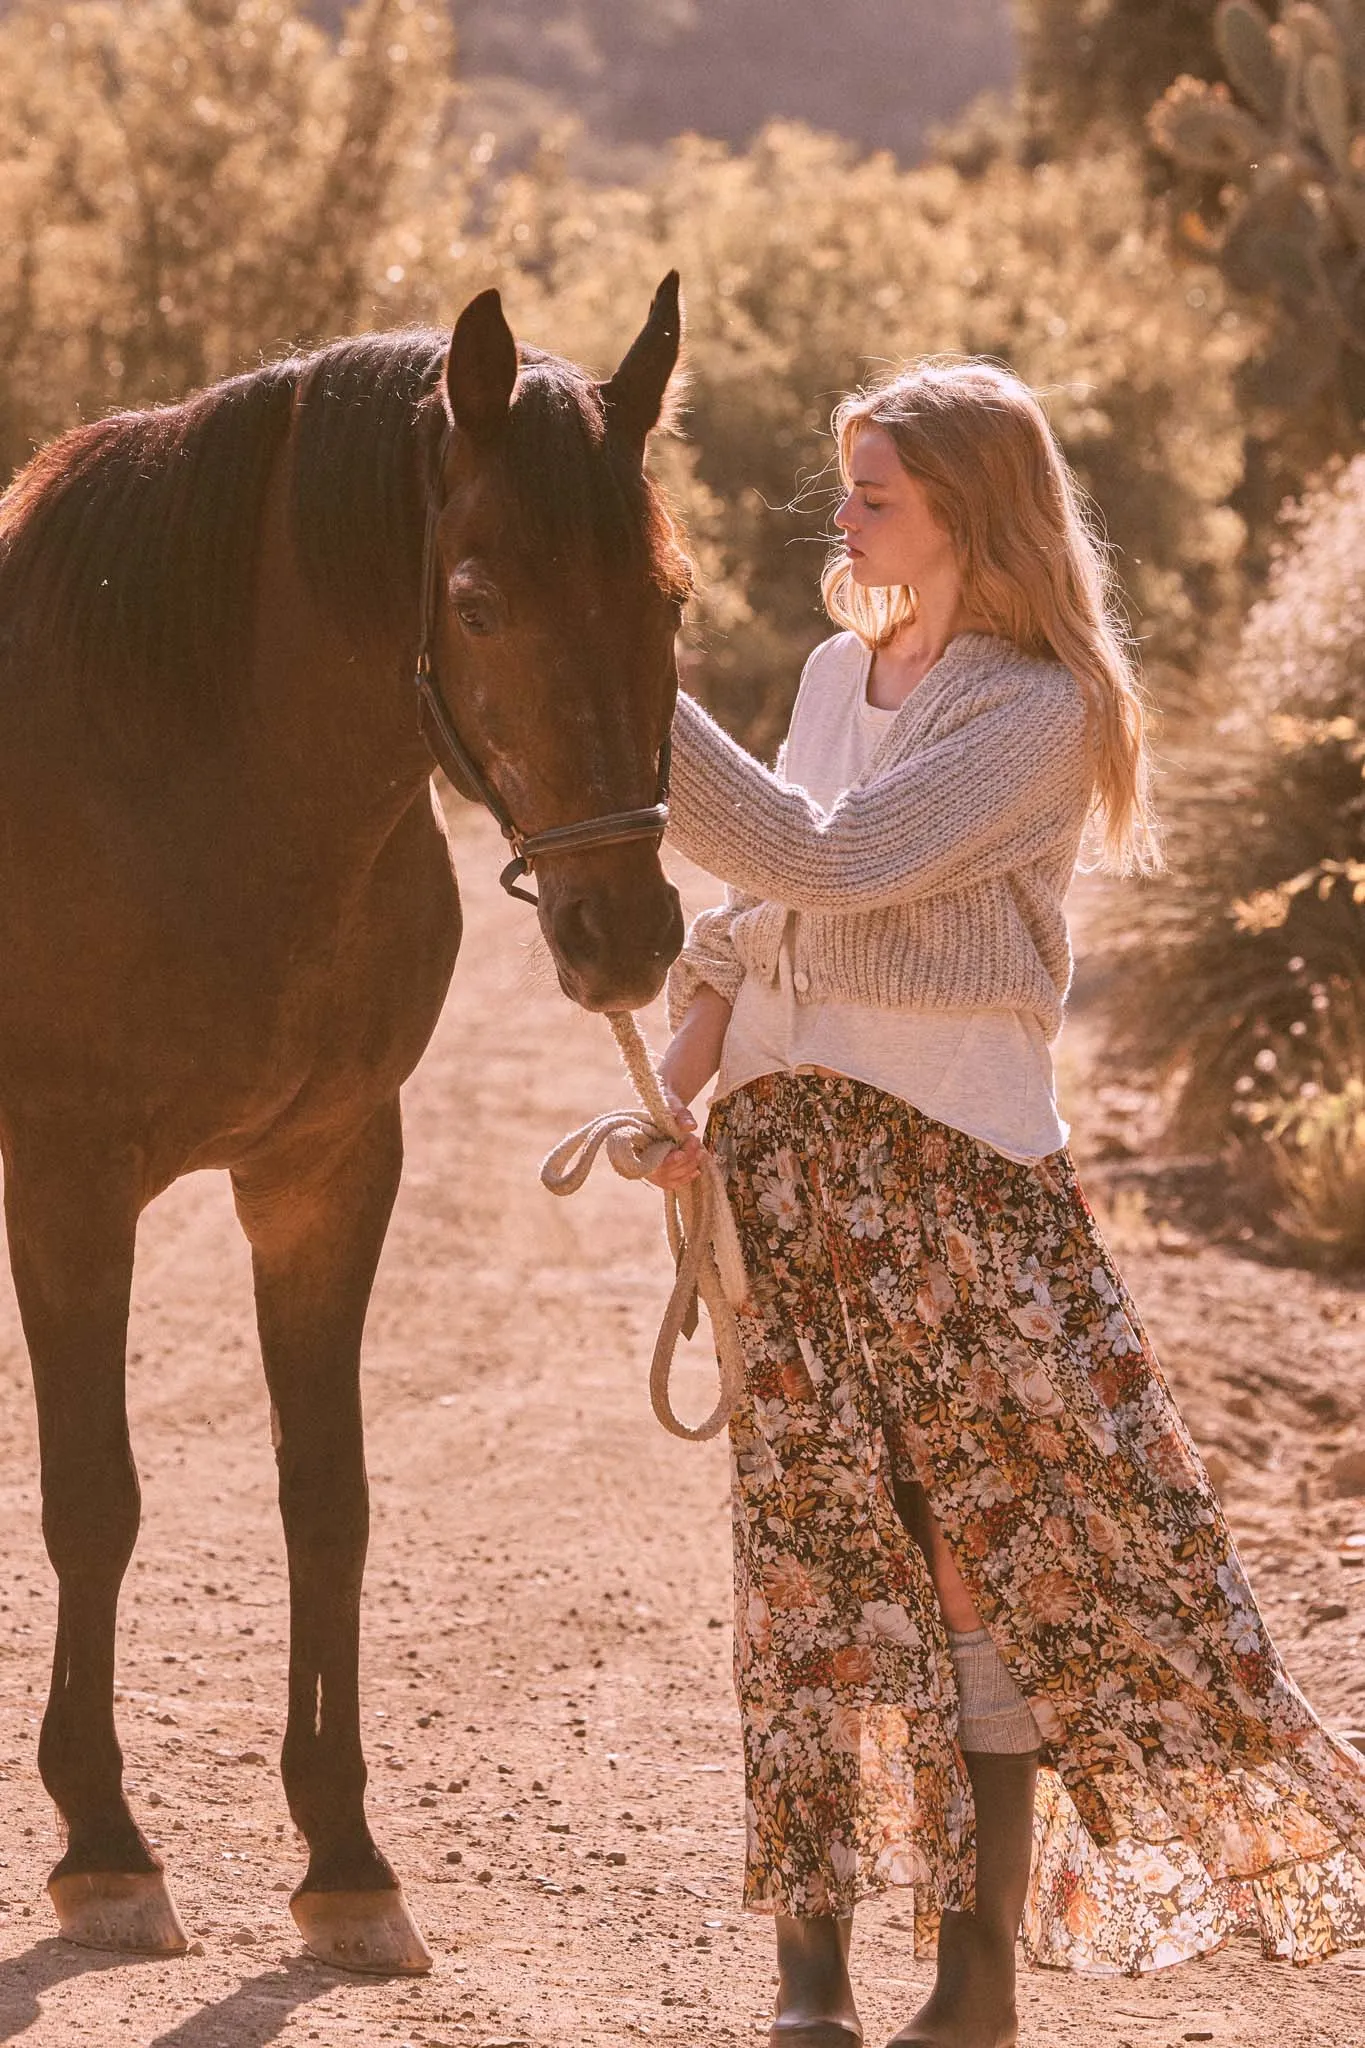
[241,468,434,871]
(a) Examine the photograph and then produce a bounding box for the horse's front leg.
[232,1097,430,1976]
[4,1134,188,1955]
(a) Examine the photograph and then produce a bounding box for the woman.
[652,359,1365,2048]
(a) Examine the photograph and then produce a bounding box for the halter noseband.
[413,432,672,906]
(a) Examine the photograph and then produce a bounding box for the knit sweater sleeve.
[666,674,1090,913]
[665,886,759,1028]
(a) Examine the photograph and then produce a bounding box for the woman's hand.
[645,985,732,1190]
[647,1087,704,1190]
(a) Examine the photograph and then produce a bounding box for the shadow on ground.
[0,1938,162,2041]
[0,1939,346,2047]
[147,1957,343,2048]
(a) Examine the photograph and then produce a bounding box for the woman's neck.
[868,597,991,711]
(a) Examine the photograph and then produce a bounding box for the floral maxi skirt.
[706,1073,1365,1974]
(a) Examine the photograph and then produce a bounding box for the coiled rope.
[539,1012,748,1442]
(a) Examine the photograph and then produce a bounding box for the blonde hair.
[821,357,1162,876]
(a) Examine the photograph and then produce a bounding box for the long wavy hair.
[822,357,1161,875]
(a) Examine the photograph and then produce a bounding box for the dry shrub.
[446,125,1251,746]
[1016,0,1222,152]
[1102,455,1365,1264]
[0,0,455,476]
[0,7,1252,754]
[1264,1062,1365,1266]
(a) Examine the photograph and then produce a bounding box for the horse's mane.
[0,328,690,735]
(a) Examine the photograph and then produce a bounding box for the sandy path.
[0,805,1362,2048]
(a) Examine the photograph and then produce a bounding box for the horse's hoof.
[290,1885,432,1975]
[49,1869,189,1956]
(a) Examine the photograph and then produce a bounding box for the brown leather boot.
[771,1912,863,2047]
[885,1750,1038,2048]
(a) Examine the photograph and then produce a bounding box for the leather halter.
[412,432,672,906]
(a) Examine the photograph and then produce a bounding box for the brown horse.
[0,278,689,1972]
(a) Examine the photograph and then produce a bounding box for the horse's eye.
[455,600,496,637]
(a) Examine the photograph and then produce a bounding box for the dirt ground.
[1,804,1364,2048]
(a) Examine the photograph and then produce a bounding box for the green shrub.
[1102,455,1365,1263]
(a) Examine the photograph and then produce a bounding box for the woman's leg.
[884,1750,1037,2048]
[711,1082,988,2048]
[743,1702,865,2045]
[890,1480,1038,2048]
[892,1479,985,1632]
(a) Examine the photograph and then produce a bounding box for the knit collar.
[855,631,1021,787]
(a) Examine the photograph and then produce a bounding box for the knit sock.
[948,1626,1041,1754]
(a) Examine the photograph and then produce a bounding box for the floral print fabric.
[707,1073,1365,1971]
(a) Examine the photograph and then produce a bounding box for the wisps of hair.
[823,356,1163,877]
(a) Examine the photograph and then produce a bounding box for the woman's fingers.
[647,1131,705,1189]
[644,1086,704,1187]
[661,1086,698,1134]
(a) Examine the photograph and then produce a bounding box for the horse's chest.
[225,824,462,1106]
[0,788,462,1172]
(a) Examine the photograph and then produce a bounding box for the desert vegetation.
[0,0,1361,1258]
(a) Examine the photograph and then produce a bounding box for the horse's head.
[424,276,690,1014]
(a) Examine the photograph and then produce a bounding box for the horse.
[0,276,690,1974]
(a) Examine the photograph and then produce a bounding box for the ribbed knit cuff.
[665,949,744,1032]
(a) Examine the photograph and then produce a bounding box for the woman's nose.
[834,494,854,533]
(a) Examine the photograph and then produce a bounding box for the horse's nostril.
[644,889,684,966]
[554,894,606,958]
[554,884,681,978]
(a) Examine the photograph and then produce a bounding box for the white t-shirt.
[713,640,1069,1164]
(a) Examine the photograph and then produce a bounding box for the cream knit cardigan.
[664,631,1094,1043]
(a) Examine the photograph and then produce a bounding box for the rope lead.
[539,1013,749,1443]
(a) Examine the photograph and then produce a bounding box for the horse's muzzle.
[544,873,683,1014]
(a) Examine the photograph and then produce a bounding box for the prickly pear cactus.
[1149,0,1365,410]
[1216,0,1286,121]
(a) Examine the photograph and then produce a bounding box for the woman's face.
[834,426,959,591]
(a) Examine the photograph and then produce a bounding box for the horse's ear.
[444,289,518,442]
[601,270,682,454]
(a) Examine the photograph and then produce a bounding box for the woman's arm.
[647,984,732,1190]
[667,679,1090,913]
[660,983,732,1109]
[664,886,760,1030]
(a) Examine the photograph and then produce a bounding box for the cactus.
[1323,0,1365,67]
[1284,2,1343,59]
[1151,0,1365,421]
[1221,181,1323,297]
[1216,0,1287,122]
[1148,76,1268,173]
[1242,312,1344,403]
[1305,47,1353,170]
